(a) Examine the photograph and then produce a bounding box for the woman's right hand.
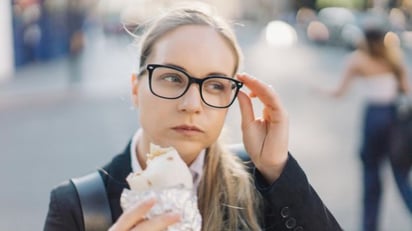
[109,198,181,231]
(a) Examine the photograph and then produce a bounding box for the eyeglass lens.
[149,66,239,108]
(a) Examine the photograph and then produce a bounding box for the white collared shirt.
[130,129,205,192]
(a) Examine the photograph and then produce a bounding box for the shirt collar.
[130,129,205,190]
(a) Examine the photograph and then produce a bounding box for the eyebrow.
[164,63,231,77]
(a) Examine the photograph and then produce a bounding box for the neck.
[136,132,149,169]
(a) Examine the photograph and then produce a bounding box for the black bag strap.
[71,171,112,231]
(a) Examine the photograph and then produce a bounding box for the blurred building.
[10,0,95,68]
[0,1,14,82]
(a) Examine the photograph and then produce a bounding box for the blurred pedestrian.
[67,0,88,85]
[44,2,342,231]
[328,26,411,231]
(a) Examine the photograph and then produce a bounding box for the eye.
[160,73,184,83]
[204,79,230,93]
[209,82,225,90]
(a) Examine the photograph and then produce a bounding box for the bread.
[126,143,193,191]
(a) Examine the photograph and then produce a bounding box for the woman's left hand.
[237,73,289,184]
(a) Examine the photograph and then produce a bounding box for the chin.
[172,141,207,159]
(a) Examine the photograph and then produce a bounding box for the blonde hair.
[133,4,262,230]
[136,3,242,75]
[199,142,261,230]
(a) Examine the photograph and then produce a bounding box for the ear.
[131,73,139,107]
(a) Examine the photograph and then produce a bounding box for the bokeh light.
[265,20,297,48]
[307,20,329,42]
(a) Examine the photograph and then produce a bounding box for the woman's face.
[132,25,237,164]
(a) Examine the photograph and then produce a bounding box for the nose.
[177,84,203,113]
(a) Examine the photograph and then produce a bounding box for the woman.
[329,27,411,231]
[44,3,342,231]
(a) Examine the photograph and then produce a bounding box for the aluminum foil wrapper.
[120,185,201,231]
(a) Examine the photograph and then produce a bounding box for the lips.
[172,125,203,133]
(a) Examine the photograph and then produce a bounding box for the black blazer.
[44,142,342,231]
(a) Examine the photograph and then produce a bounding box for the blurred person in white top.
[329,26,411,231]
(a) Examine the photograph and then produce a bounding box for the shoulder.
[44,180,83,231]
[44,142,131,231]
[52,179,78,195]
[347,50,366,66]
[341,50,366,77]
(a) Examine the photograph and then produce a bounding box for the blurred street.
[1,22,411,231]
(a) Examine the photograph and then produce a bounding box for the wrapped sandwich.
[120,143,201,231]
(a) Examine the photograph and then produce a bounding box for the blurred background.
[1,0,411,230]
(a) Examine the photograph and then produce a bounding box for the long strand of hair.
[198,142,262,230]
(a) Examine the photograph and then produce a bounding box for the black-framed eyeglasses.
[145,64,243,108]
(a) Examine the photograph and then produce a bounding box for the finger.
[237,90,255,129]
[237,74,284,112]
[111,197,156,231]
[132,212,181,231]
